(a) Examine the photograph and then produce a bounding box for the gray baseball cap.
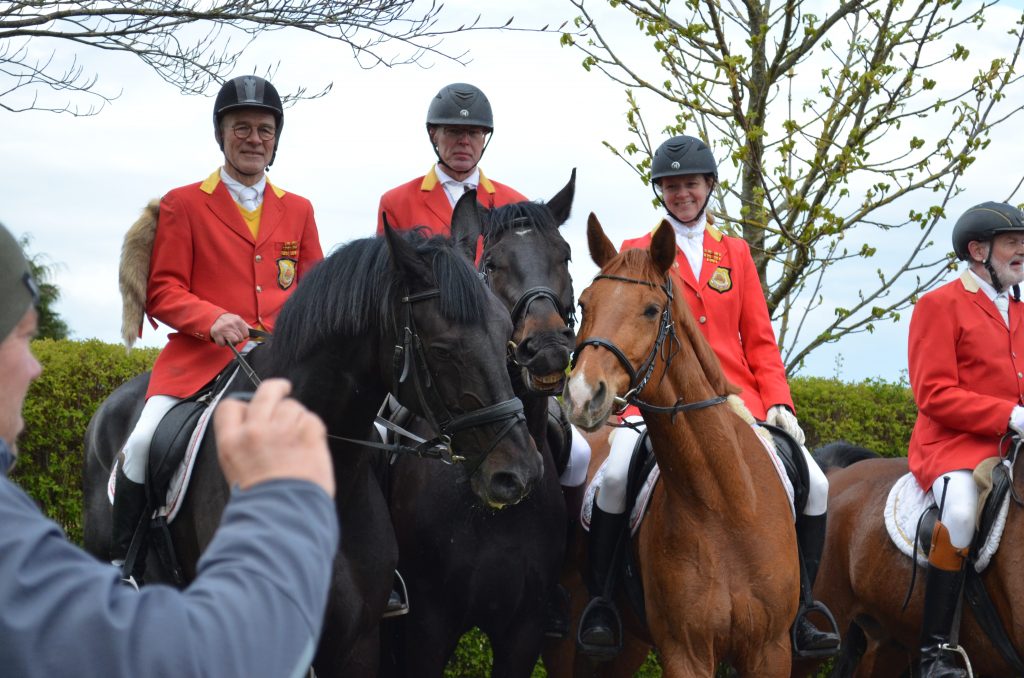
[0,223,39,342]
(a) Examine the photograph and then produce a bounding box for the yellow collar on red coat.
[419,166,497,194]
[649,219,724,242]
[959,269,980,293]
[200,169,286,198]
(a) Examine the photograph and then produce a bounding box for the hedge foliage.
[14,339,917,675]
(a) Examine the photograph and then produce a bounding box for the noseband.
[571,273,726,418]
[391,289,526,475]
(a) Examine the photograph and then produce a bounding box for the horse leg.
[730,639,792,678]
[488,619,546,678]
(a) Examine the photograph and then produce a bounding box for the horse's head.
[381,195,543,507]
[564,214,728,431]
[481,170,576,395]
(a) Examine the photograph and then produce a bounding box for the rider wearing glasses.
[577,135,838,659]
[111,75,323,579]
[908,202,1024,677]
[375,82,527,235]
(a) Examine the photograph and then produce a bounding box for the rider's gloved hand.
[1009,405,1024,436]
[766,404,806,446]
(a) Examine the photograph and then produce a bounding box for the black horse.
[83,192,544,677]
[382,173,577,677]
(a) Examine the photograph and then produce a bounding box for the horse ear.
[384,222,431,282]
[546,168,576,226]
[450,188,483,262]
[587,212,618,267]
[650,220,677,275]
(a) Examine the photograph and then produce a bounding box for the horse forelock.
[270,232,489,367]
[484,201,568,254]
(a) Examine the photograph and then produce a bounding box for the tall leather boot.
[919,521,969,678]
[111,466,148,582]
[793,513,841,654]
[577,506,628,659]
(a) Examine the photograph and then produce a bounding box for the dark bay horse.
[382,173,577,677]
[560,215,799,676]
[795,442,1024,677]
[83,192,543,677]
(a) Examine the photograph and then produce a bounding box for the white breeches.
[559,424,592,488]
[120,395,180,483]
[929,470,979,549]
[595,416,829,516]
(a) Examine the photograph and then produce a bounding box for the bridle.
[571,273,726,419]
[381,288,527,476]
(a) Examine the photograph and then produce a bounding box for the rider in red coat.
[907,202,1024,677]
[376,83,526,236]
[577,136,837,660]
[111,76,323,576]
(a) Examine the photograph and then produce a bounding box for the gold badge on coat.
[708,266,732,293]
[276,258,297,290]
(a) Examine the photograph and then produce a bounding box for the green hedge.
[13,339,158,543]
[13,340,916,675]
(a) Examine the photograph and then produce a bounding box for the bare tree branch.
[2,0,567,115]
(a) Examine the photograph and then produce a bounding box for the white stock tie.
[995,293,1010,326]
[240,187,260,212]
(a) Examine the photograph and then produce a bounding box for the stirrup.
[791,600,841,659]
[576,596,623,661]
[938,642,974,678]
[382,570,409,618]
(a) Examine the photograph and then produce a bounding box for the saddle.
[117,358,250,586]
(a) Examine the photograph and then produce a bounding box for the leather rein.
[571,273,727,419]
[230,291,526,474]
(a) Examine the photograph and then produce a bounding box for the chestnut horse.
[795,441,1024,677]
[560,215,799,676]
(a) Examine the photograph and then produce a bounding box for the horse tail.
[812,441,881,473]
[120,199,160,350]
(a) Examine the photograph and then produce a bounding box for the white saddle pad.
[884,468,1009,572]
[107,386,230,523]
[582,424,795,534]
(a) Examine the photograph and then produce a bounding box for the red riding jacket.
[908,270,1024,489]
[145,171,323,398]
[376,166,527,236]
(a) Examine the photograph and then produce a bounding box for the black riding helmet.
[952,201,1024,293]
[213,75,284,167]
[651,135,717,221]
[426,83,493,171]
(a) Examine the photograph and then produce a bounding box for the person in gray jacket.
[0,221,339,678]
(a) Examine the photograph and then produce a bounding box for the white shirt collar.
[220,168,266,207]
[434,164,479,189]
[665,211,707,241]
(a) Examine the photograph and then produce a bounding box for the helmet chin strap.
[983,250,1007,294]
[654,179,715,226]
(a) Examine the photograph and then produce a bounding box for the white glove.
[766,405,806,446]
[1009,406,1024,436]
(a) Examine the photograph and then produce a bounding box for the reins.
[571,273,726,420]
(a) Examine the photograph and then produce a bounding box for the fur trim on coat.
[120,200,159,349]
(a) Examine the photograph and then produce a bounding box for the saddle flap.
[760,423,809,516]
[147,399,208,505]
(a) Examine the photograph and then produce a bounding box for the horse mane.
[484,201,569,254]
[603,248,736,399]
[271,229,489,366]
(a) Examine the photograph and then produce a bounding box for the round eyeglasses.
[231,124,277,141]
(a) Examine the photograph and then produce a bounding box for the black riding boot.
[919,522,969,678]
[793,513,841,655]
[111,466,148,581]
[577,506,627,660]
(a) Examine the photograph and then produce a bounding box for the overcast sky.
[5,1,1023,383]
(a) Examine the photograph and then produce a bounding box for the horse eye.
[483,259,496,273]
[643,304,660,318]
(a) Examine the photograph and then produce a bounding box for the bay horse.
[560,215,799,676]
[794,441,1024,677]
[82,192,544,677]
[382,172,577,677]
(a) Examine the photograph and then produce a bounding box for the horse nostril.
[559,327,575,343]
[488,471,527,504]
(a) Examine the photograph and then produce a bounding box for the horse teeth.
[532,373,563,386]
